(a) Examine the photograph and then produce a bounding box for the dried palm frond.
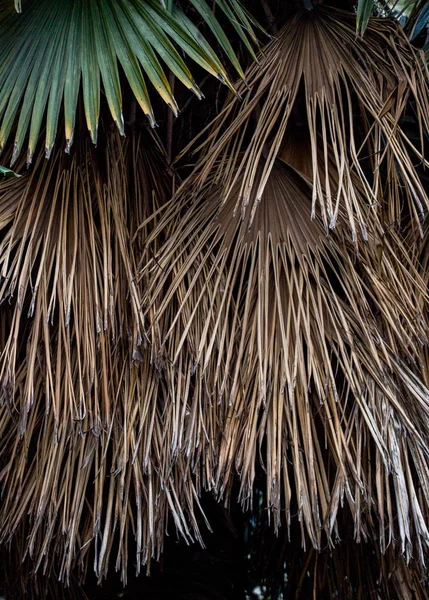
[0,130,209,583]
[142,149,429,564]
[413,218,429,393]
[182,6,429,238]
[0,134,144,427]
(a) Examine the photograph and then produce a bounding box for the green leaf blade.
[356,0,374,36]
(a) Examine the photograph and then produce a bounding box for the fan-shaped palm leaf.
[184,6,429,238]
[0,0,258,164]
[0,130,210,582]
[142,135,429,565]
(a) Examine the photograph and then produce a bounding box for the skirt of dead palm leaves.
[1,5,429,600]
[0,130,211,587]
[141,6,429,596]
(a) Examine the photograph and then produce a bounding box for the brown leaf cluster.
[1,7,429,599]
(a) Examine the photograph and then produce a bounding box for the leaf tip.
[10,143,19,168]
[45,143,54,160]
[26,149,34,167]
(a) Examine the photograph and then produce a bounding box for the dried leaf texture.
[143,153,429,566]
[0,131,207,583]
[184,7,429,238]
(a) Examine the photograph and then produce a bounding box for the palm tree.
[0,0,429,598]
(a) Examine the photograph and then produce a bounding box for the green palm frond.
[407,0,429,38]
[0,0,258,164]
[356,0,374,36]
[358,0,429,39]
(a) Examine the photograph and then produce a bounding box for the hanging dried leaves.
[142,147,429,567]
[0,131,210,583]
[182,6,429,238]
[1,5,429,597]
